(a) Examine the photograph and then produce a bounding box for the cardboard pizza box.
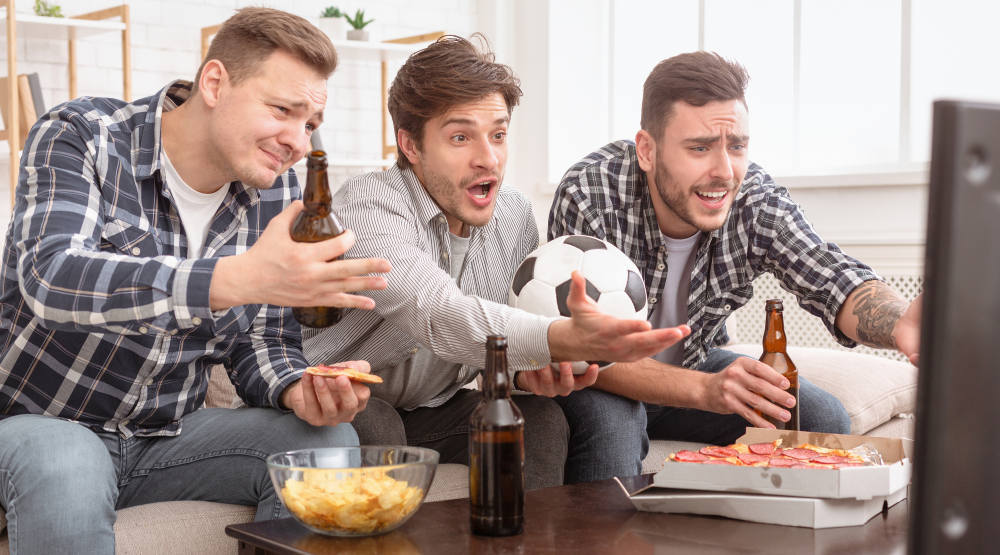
[652,429,912,500]
[616,475,907,529]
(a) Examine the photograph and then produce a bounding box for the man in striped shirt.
[0,9,390,553]
[304,36,688,489]
[548,52,922,482]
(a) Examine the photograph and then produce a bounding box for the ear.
[397,128,421,167]
[198,59,228,108]
[635,129,656,173]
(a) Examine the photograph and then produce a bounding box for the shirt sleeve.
[748,172,881,347]
[331,181,557,371]
[227,303,306,409]
[11,111,215,335]
[548,166,608,241]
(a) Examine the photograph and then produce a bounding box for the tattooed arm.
[835,280,922,364]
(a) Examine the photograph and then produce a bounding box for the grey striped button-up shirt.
[0,81,304,437]
[303,165,556,410]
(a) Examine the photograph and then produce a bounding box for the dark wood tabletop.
[226,477,909,554]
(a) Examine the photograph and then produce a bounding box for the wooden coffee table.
[226,476,909,554]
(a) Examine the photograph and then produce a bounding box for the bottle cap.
[486,335,507,349]
[765,299,784,311]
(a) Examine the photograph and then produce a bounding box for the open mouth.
[695,190,729,206]
[466,178,497,205]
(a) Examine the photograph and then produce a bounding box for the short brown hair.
[194,7,337,92]
[641,51,749,139]
[388,35,522,169]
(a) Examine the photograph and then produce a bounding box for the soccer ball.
[508,234,648,373]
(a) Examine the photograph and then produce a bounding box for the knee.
[267,413,360,452]
[559,390,645,449]
[518,396,570,451]
[801,389,853,435]
[353,397,406,445]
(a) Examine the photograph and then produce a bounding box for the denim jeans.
[0,408,357,555]
[352,390,570,490]
[556,348,851,483]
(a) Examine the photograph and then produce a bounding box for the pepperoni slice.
[700,446,740,458]
[812,455,850,465]
[738,453,770,465]
[782,448,820,460]
[748,442,777,456]
[673,450,710,463]
[767,457,799,467]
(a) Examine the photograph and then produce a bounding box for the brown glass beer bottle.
[290,150,347,328]
[759,299,800,430]
[469,335,525,536]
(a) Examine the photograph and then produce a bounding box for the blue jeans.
[555,349,851,483]
[0,408,357,555]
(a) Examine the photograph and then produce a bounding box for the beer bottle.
[290,150,347,328]
[759,299,799,430]
[469,335,525,536]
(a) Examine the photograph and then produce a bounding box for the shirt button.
[724,304,732,311]
[192,317,202,326]
[649,297,658,304]
[409,347,418,354]
[139,326,149,334]
[657,263,665,270]
[131,247,141,256]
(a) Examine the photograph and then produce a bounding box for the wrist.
[210,255,251,310]
[546,319,571,361]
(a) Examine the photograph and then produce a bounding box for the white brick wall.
[0,0,478,222]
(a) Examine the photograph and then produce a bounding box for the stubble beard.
[421,165,501,229]
[653,159,737,233]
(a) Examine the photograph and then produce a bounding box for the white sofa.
[1,344,917,554]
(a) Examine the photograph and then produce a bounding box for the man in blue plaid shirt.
[547,52,922,483]
[0,9,390,553]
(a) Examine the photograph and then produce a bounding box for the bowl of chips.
[267,446,439,537]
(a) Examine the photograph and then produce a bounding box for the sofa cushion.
[725,344,918,434]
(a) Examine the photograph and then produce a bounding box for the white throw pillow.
[725,344,918,434]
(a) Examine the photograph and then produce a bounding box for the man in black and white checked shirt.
[548,52,922,482]
[304,36,688,489]
[0,9,392,553]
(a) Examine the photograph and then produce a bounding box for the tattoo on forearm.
[851,282,907,349]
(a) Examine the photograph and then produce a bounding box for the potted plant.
[33,0,63,17]
[317,6,347,41]
[345,9,374,41]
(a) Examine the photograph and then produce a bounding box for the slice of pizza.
[668,439,874,469]
[304,364,384,384]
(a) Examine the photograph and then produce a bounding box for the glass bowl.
[267,445,439,537]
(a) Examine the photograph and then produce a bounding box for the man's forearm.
[836,280,908,349]
[593,358,708,408]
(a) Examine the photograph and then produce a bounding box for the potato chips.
[281,468,424,534]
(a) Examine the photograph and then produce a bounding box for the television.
[909,100,1000,553]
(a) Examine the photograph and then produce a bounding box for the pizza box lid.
[618,475,908,529]
[653,428,913,500]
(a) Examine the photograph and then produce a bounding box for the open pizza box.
[616,475,908,529]
[653,429,912,500]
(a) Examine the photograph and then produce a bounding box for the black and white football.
[508,234,648,373]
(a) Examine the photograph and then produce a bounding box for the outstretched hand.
[210,201,392,311]
[516,361,599,397]
[547,271,690,363]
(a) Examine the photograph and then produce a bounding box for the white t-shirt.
[160,149,228,258]
[649,231,701,366]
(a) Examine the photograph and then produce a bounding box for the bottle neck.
[762,310,787,352]
[483,347,511,400]
[303,167,333,212]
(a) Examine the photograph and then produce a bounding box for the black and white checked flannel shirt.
[0,81,304,437]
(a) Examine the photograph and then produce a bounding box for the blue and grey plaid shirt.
[549,140,879,368]
[0,81,305,437]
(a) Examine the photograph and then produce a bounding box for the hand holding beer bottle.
[291,150,350,327]
[758,299,800,430]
